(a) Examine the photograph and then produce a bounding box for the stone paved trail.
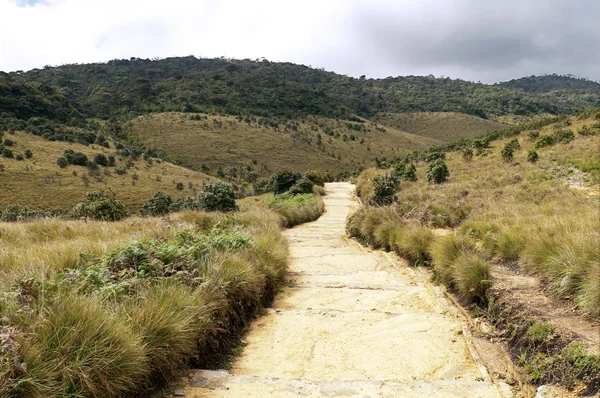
[185,182,512,397]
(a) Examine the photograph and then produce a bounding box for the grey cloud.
[338,0,600,82]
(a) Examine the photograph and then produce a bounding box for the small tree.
[462,148,474,162]
[426,159,449,184]
[527,150,539,163]
[24,149,33,159]
[198,183,238,212]
[71,191,127,221]
[176,182,184,190]
[501,144,514,162]
[108,155,116,167]
[371,174,399,205]
[140,192,173,216]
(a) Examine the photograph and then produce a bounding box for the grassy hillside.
[370,112,508,143]
[0,131,219,211]
[125,112,439,176]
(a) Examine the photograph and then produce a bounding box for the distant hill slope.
[370,112,507,142]
[4,57,599,123]
[496,74,600,94]
[0,131,218,211]
[125,113,439,176]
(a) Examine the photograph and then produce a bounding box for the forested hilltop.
[2,57,600,125]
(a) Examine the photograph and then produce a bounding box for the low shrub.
[71,191,128,221]
[426,159,450,184]
[371,174,399,205]
[527,150,539,163]
[304,170,331,186]
[501,143,514,162]
[140,192,173,216]
[289,178,314,195]
[64,149,88,166]
[270,171,301,194]
[198,183,238,212]
[94,153,108,166]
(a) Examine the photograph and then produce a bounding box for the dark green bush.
[501,143,514,162]
[56,157,68,168]
[64,149,88,166]
[527,150,539,163]
[198,183,238,212]
[24,149,33,158]
[176,182,184,191]
[3,138,14,146]
[71,191,128,221]
[371,174,399,205]
[289,178,314,195]
[535,135,554,148]
[551,129,575,144]
[15,154,24,161]
[94,153,108,166]
[1,148,13,158]
[253,179,272,195]
[108,155,116,167]
[426,159,450,184]
[140,192,173,216]
[115,166,127,175]
[270,171,301,194]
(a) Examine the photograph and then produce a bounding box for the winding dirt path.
[185,183,512,397]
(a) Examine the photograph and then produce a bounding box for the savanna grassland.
[348,112,600,393]
[0,131,219,211]
[370,112,508,143]
[125,112,438,177]
[0,178,325,396]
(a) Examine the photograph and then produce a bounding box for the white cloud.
[0,0,598,82]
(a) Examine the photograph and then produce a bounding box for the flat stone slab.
[184,182,509,397]
[186,370,505,398]
[274,285,444,314]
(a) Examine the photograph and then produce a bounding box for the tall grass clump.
[393,223,434,266]
[0,201,300,396]
[268,193,324,227]
[10,295,148,397]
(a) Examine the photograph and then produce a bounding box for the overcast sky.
[1,0,598,83]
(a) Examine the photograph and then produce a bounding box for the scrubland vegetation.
[0,167,325,396]
[0,131,218,211]
[348,112,600,391]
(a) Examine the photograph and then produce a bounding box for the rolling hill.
[125,112,439,177]
[0,130,219,211]
[370,112,508,143]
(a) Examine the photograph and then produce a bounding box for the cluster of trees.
[3,58,599,128]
